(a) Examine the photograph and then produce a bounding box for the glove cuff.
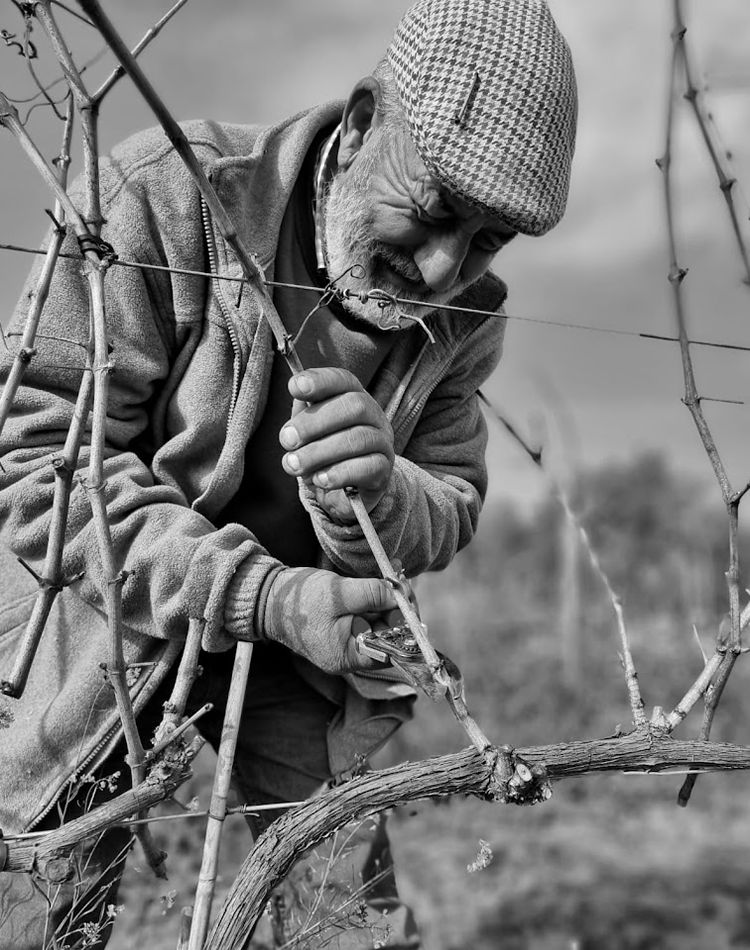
[224,559,284,641]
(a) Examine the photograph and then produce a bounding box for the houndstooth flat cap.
[386,0,577,236]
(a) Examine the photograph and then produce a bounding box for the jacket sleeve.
[0,133,280,652]
[300,314,505,579]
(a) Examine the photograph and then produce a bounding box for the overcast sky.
[0,1,748,509]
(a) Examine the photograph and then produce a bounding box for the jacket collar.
[206,101,345,271]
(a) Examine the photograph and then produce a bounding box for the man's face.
[323,119,516,329]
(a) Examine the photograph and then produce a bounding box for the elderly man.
[0,0,576,946]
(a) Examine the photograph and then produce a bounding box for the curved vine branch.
[206,727,750,949]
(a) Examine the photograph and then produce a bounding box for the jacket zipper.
[201,198,243,431]
[26,725,119,830]
[392,320,489,442]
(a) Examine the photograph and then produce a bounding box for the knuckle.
[372,453,393,483]
[340,369,362,391]
[344,427,361,454]
[361,578,383,611]
[341,390,369,419]
[317,367,359,393]
[365,428,386,454]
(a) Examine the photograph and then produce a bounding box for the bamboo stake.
[177,907,194,950]
[187,640,254,950]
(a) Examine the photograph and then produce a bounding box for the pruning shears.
[354,619,465,704]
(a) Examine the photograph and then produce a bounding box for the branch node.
[650,706,670,730]
[668,265,689,285]
[76,233,118,267]
[52,455,74,477]
[483,746,551,805]
[44,208,65,235]
[15,557,61,592]
[0,681,19,699]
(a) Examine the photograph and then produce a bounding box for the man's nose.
[413,231,472,293]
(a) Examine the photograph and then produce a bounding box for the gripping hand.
[279,368,395,523]
[261,566,398,674]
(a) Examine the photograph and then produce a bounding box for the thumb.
[339,577,397,616]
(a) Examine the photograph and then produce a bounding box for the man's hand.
[261,566,398,674]
[279,368,395,523]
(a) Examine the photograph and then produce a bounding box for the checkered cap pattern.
[387,0,577,235]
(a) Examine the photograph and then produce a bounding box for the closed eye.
[473,231,517,254]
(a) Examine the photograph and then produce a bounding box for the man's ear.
[337,77,383,169]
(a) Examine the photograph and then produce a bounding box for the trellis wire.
[3,240,750,358]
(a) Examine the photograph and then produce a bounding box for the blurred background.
[2,2,750,947]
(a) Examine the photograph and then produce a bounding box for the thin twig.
[35,0,103,229]
[20,12,67,122]
[0,94,72,442]
[677,14,750,285]
[0,92,88,232]
[92,0,190,103]
[0,348,94,697]
[146,703,212,761]
[666,603,750,731]
[0,96,96,699]
[478,392,647,727]
[149,616,206,755]
[561,490,646,726]
[477,390,542,464]
[76,0,294,365]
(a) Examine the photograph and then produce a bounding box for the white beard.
[321,163,474,333]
